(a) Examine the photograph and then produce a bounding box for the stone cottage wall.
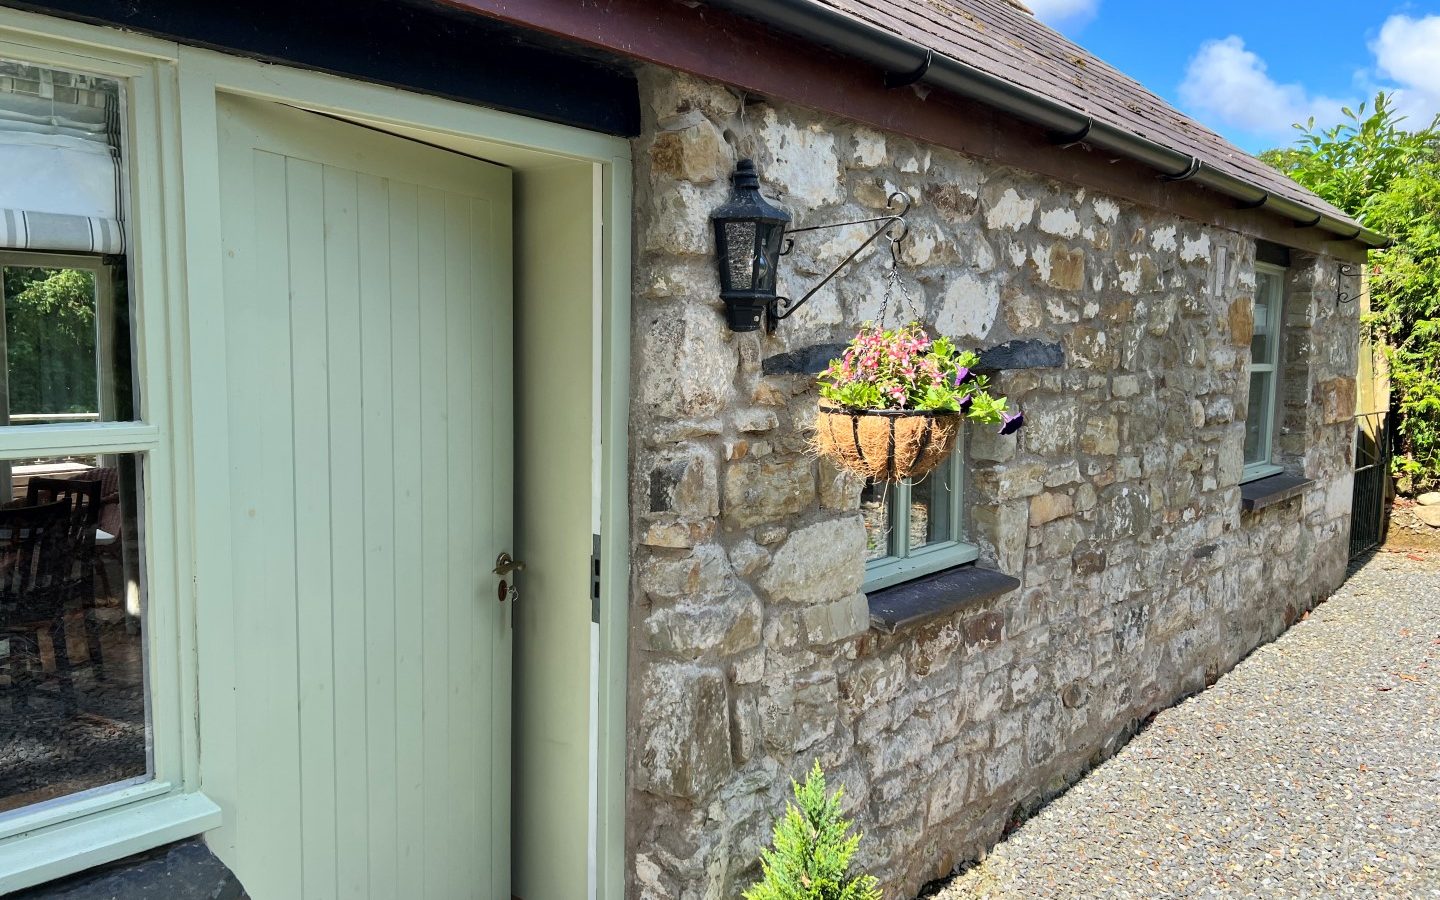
[625,66,1359,900]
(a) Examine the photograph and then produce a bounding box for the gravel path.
[929,550,1440,899]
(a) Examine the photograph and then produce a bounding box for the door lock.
[494,552,524,604]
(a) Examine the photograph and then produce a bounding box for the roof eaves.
[702,0,1387,248]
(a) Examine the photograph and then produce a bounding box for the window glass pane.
[909,468,953,549]
[1245,372,1272,464]
[0,256,136,425]
[0,452,150,816]
[1251,273,1276,364]
[0,58,136,427]
[860,479,891,561]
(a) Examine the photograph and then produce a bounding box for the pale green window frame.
[863,448,979,592]
[1243,262,1286,483]
[0,16,220,894]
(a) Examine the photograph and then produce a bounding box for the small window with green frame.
[1243,262,1286,482]
[859,449,979,592]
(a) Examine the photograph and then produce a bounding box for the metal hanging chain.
[876,247,895,327]
[878,238,920,328]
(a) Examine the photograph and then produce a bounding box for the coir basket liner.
[814,405,960,481]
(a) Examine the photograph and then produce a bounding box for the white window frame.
[864,447,979,592]
[0,17,218,894]
[1243,262,1286,483]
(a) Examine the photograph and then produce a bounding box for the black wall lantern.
[712,159,791,331]
[711,158,913,333]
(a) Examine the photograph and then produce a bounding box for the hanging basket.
[814,405,961,482]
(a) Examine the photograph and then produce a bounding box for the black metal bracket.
[1294,213,1324,229]
[1337,262,1360,306]
[1236,191,1270,210]
[1049,116,1093,147]
[1159,157,1202,182]
[766,191,913,332]
[884,49,934,88]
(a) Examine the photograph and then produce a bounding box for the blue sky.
[1029,0,1440,154]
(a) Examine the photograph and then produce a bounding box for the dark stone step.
[14,839,245,900]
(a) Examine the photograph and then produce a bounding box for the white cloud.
[1179,35,1354,138]
[1370,14,1440,126]
[1180,18,1440,141]
[1025,0,1099,29]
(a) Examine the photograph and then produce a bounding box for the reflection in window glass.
[0,452,149,815]
[1250,286,1272,363]
[1245,372,1271,464]
[0,257,135,425]
[910,469,953,549]
[0,58,147,821]
[860,479,890,561]
[1245,267,1283,470]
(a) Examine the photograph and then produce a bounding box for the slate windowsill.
[1240,473,1314,512]
[867,565,1021,635]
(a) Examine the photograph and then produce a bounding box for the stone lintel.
[761,339,1065,377]
[867,565,1021,634]
[1240,473,1315,512]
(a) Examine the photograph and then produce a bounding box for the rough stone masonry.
[625,66,1359,900]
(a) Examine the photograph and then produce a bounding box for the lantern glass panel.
[758,221,784,291]
[724,220,757,290]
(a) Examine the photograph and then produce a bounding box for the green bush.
[2,266,99,416]
[1261,93,1440,493]
[744,762,881,900]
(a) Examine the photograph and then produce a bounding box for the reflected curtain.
[0,59,124,254]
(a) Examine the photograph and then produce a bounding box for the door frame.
[174,49,634,898]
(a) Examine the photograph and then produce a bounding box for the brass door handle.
[493,552,526,577]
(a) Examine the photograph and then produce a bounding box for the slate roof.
[808,0,1357,228]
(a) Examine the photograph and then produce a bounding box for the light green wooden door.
[216,94,513,900]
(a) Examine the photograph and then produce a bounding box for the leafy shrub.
[1262,94,1440,492]
[744,762,882,900]
[2,266,99,416]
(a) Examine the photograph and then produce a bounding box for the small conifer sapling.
[744,761,882,900]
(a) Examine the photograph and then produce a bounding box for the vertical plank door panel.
[220,141,305,899]
[356,171,399,900]
[217,95,513,900]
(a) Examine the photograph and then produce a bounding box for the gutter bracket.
[1158,157,1202,182]
[1294,213,1324,229]
[1235,192,1270,210]
[1048,116,1092,147]
[884,49,934,88]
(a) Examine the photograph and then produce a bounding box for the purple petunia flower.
[998,410,1024,435]
[957,394,972,412]
[952,366,970,387]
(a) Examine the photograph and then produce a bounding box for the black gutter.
[703,0,1386,248]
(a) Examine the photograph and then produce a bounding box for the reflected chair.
[26,477,104,679]
[0,500,78,713]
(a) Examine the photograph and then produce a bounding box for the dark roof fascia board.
[703,0,1385,249]
[2,0,640,137]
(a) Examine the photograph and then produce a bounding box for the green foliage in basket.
[817,322,1022,432]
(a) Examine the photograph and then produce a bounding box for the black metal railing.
[1349,411,1391,559]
